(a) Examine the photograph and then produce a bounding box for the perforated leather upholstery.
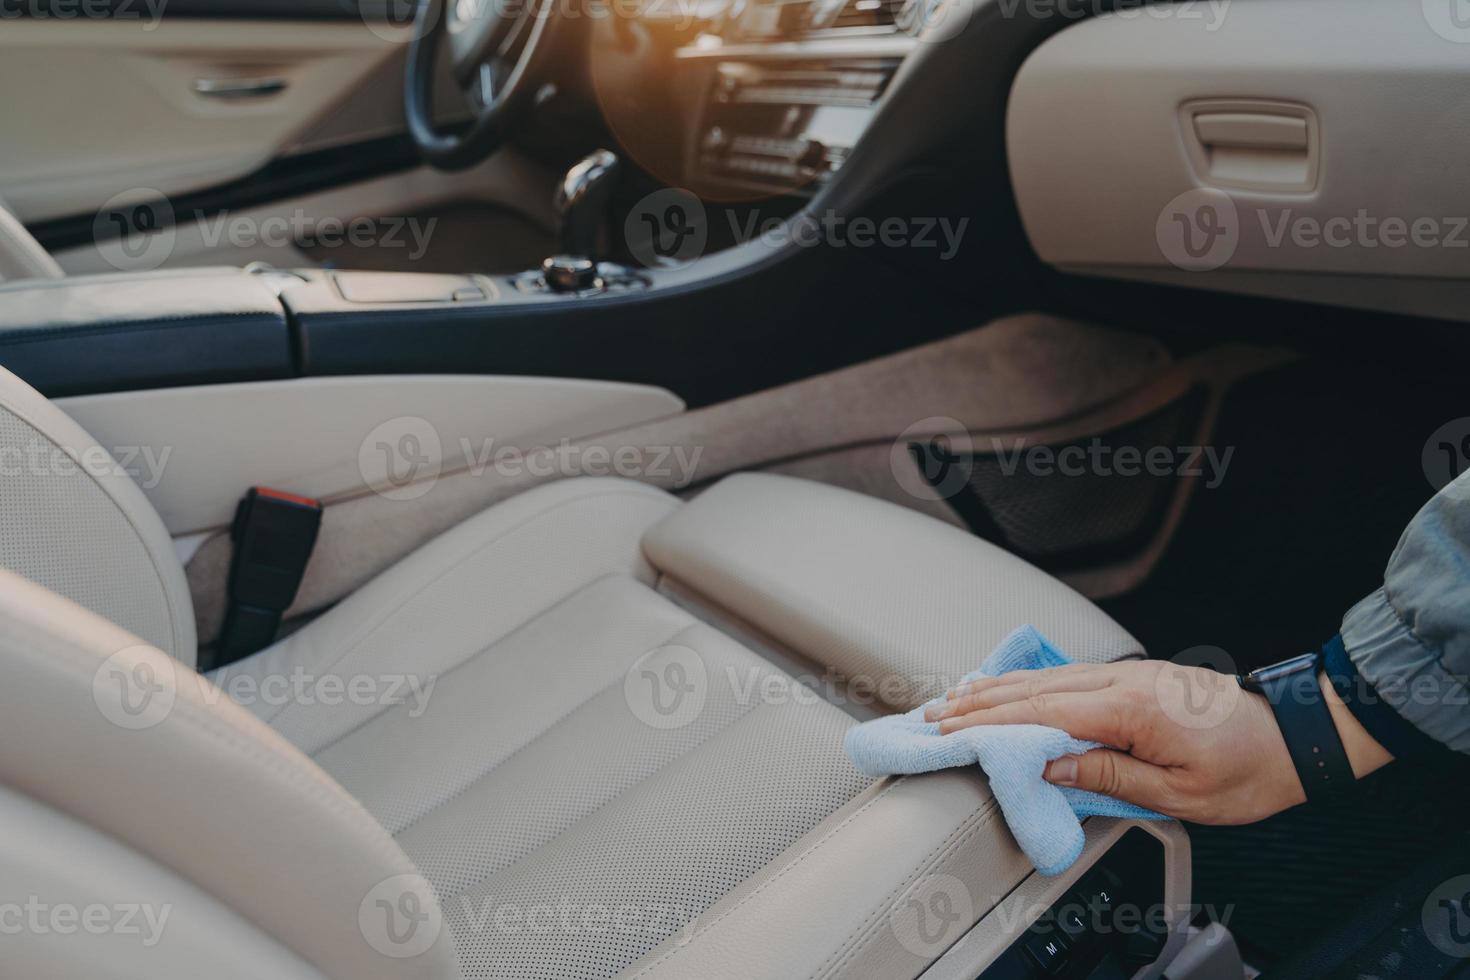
[0,364,193,663]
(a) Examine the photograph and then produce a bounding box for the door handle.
[193,77,289,100]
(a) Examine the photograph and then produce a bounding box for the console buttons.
[1077,867,1123,910]
[1057,903,1090,945]
[1021,931,1069,975]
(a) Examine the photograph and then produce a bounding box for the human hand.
[923,660,1390,824]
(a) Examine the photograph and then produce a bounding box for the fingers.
[1044,749,1177,815]
[926,669,1115,722]
[944,663,1107,701]
[936,689,1135,748]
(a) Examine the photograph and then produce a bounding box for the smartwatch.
[1237,652,1354,803]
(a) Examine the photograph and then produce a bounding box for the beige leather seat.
[0,364,1144,979]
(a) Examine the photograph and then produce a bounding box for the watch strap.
[1239,654,1354,802]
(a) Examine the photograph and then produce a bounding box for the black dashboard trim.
[0,313,294,398]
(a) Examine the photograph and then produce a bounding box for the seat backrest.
[0,362,195,665]
[0,567,460,980]
[0,195,64,283]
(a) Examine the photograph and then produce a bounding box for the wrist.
[1319,671,1393,778]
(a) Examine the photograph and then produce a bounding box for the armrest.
[0,268,292,396]
[643,473,1143,710]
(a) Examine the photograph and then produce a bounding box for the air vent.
[825,0,908,31]
[716,62,896,107]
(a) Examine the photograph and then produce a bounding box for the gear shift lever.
[555,149,619,256]
[535,150,645,294]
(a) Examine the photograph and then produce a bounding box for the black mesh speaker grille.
[912,388,1207,573]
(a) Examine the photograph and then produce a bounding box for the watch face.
[1248,652,1320,686]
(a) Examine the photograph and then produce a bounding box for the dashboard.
[676,0,917,199]
[589,0,1470,327]
[591,0,920,204]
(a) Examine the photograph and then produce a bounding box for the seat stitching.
[816,801,1005,979]
[261,487,675,728]
[271,487,670,715]
[387,618,706,842]
[440,698,783,913]
[306,571,647,759]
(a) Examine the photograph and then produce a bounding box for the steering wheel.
[405,0,560,171]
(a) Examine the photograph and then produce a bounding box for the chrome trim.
[192,77,289,99]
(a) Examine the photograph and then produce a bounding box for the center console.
[675,0,918,200]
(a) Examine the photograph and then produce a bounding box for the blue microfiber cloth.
[843,625,1167,875]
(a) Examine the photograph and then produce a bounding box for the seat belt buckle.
[210,487,323,670]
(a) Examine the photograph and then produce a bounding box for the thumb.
[1044,749,1175,813]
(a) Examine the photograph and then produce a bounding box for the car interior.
[2,0,1469,977]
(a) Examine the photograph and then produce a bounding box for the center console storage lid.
[643,474,1142,710]
[0,268,292,396]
